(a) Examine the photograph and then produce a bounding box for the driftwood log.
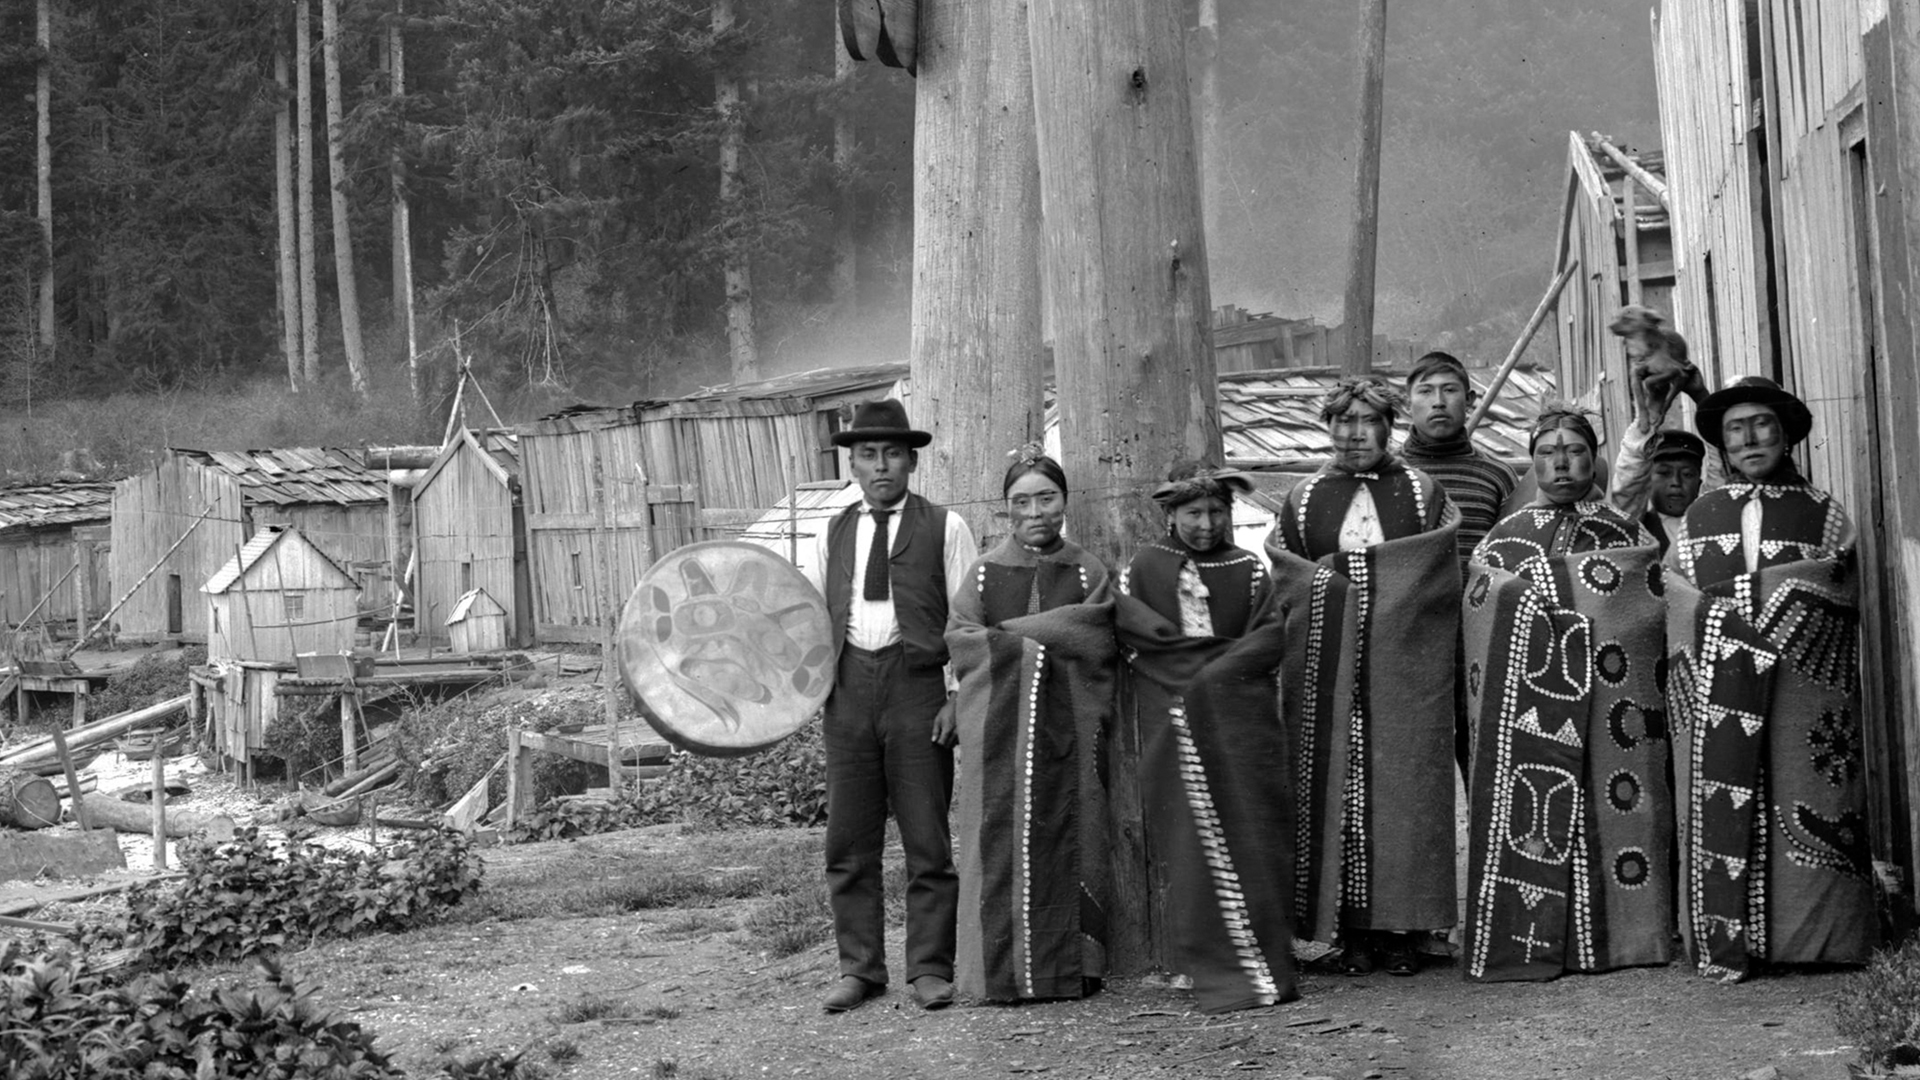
[0,767,59,830]
[83,796,235,841]
[0,695,190,772]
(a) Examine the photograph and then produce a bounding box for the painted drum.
[618,540,835,757]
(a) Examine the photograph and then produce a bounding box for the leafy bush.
[86,646,207,719]
[0,944,403,1080]
[398,687,613,810]
[91,827,483,969]
[504,722,826,842]
[1834,939,1920,1073]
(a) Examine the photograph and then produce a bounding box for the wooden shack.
[411,428,530,645]
[1652,0,1920,876]
[1550,132,1676,444]
[204,525,360,663]
[446,588,508,654]
[110,449,389,642]
[0,482,112,633]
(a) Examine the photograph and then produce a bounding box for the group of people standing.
[800,346,1876,1017]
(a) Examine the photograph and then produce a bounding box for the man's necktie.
[863,508,893,601]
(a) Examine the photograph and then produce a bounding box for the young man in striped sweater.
[1397,351,1518,777]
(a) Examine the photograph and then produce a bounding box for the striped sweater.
[1400,434,1519,566]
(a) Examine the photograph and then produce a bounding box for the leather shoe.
[909,974,955,1010]
[822,975,881,1013]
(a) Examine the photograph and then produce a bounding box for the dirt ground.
[258,825,1863,1080]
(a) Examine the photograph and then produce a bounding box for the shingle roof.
[203,525,354,594]
[172,448,387,506]
[0,481,114,531]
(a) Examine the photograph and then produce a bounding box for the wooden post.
[1029,0,1218,973]
[50,725,88,830]
[1341,0,1388,374]
[1621,174,1642,307]
[338,692,357,775]
[504,728,532,828]
[907,0,1045,546]
[150,752,167,871]
[69,684,85,730]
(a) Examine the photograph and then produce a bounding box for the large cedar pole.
[274,46,302,393]
[1195,0,1222,248]
[908,0,1044,545]
[322,0,370,397]
[1029,0,1219,973]
[35,0,53,369]
[294,0,321,385]
[1340,0,1387,374]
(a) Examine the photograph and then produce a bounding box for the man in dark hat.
[1665,375,1873,978]
[800,398,977,1013]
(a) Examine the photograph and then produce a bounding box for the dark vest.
[825,492,951,669]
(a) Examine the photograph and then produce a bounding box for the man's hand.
[932,697,958,747]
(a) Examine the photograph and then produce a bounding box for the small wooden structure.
[446,588,507,654]
[203,526,360,664]
[1652,0,1920,876]
[1550,132,1675,444]
[502,723,672,828]
[411,428,529,645]
[0,483,112,634]
[111,449,390,643]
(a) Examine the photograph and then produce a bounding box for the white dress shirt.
[802,492,978,651]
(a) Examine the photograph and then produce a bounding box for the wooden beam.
[1466,262,1579,434]
[1341,0,1388,374]
[1592,136,1669,210]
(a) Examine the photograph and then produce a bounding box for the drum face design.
[619,541,835,756]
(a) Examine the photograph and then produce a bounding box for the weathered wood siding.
[207,540,358,664]
[1558,141,1631,443]
[248,503,392,612]
[0,528,108,627]
[635,398,834,534]
[413,439,522,643]
[110,458,246,641]
[518,411,657,643]
[210,666,280,763]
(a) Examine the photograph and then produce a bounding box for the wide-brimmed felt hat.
[1694,376,1813,449]
[1646,429,1706,463]
[831,398,932,448]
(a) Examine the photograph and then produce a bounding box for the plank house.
[1551,132,1676,442]
[0,481,112,633]
[1651,0,1920,875]
[110,449,390,642]
[204,525,360,664]
[411,428,530,646]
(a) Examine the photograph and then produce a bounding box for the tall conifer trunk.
[295,0,320,385]
[715,0,757,381]
[322,0,369,396]
[388,1,417,404]
[274,46,301,392]
[36,0,53,369]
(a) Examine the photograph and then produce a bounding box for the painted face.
[1721,403,1787,481]
[1170,495,1232,552]
[1328,400,1391,474]
[1532,427,1596,506]
[1407,371,1474,440]
[848,440,916,506]
[1647,458,1703,518]
[1006,471,1066,550]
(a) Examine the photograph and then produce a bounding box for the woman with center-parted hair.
[1266,376,1461,979]
[1460,405,1674,982]
[945,445,1119,1002]
[1111,459,1298,1014]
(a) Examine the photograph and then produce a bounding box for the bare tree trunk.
[831,4,858,315]
[714,0,757,382]
[322,0,369,397]
[908,0,1044,547]
[1341,0,1387,374]
[388,1,418,405]
[1195,0,1222,261]
[1029,0,1216,977]
[274,45,301,392]
[295,0,320,385]
[35,0,53,369]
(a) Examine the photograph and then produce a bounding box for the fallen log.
[82,796,235,841]
[322,750,396,797]
[0,767,60,830]
[0,695,191,771]
[335,761,399,799]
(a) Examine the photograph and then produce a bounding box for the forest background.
[0,0,1660,479]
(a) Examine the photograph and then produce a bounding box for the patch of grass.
[552,994,631,1025]
[544,1039,581,1064]
[640,1003,681,1021]
[655,910,732,939]
[738,889,830,959]
[647,1059,731,1080]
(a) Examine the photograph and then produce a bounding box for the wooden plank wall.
[1559,139,1632,444]
[249,503,393,613]
[110,457,246,641]
[413,442,520,642]
[1652,0,1770,390]
[519,420,655,642]
[211,538,359,664]
[0,528,108,627]
[635,399,832,531]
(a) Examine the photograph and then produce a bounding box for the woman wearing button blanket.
[1113,459,1297,1014]
[1462,407,1673,981]
[947,447,1118,1001]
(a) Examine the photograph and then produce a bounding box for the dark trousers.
[823,644,956,986]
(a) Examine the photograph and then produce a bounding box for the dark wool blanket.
[1266,520,1462,943]
[949,595,1117,1001]
[1667,556,1876,980]
[1461,542,1674,981]
[1116,592,1297,1014]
